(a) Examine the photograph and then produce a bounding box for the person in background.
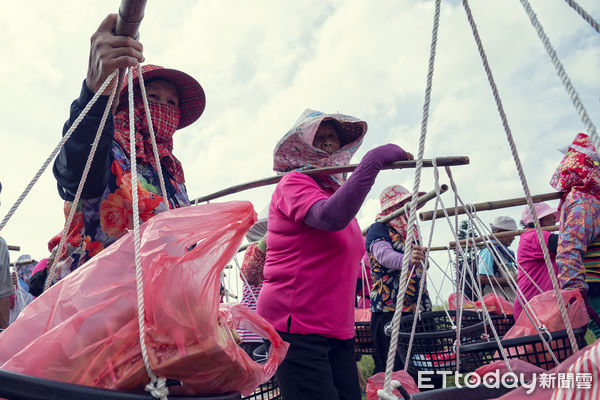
[257,108,413,400]
[238,216,268,357]
[366,184,431,375]
[0,182,15,329]
[514,202,559,320]
[551,133,600,338]
[477,216,519,302]
[48,14,206,287]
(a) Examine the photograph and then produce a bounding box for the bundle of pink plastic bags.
[0,202,288,396]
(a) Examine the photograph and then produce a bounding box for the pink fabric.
[514,229,558,319]
[31,258,47,276]
[257,172,364,339]
[357,251,371,309]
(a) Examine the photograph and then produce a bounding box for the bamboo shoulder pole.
[236,185,448,253]
[428,225,559,251]
[115,0,147,38]
[8,245,20,251]
[193,156,468,204]
[419,191,562,221]
[361,184,448,235]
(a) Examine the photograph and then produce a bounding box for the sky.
[0,0,598,304]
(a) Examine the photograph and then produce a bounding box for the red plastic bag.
[366,371,419,400]
[355,308,371,322]
[504,289,589,338]
[449,292,514,315]
[498,289,589,369]
[0,202,288,396]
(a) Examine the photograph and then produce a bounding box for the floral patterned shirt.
[366,222,431,313]
[557,191,600,295]
[50,83,190,284]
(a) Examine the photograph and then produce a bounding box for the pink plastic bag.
[498,289,589,369]
[504,289,589,338]
[449,292,514,315]
[366,371,419,400]
[0,202,288,396]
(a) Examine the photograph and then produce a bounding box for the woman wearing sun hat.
[365,184,431,375]
[256,109,413,399]
[552,132,600,338]
[513,202,559,320]
[48,14,206,285]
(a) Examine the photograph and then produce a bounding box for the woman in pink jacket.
[257,109,412,400]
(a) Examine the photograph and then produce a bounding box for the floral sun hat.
[550,133,600,201]
[273,109,367,189]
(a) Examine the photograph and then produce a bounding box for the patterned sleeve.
[365,222,392,252]
[557,197,597,290]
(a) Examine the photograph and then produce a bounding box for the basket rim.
[459,325,588,353]
[396,310,487,340]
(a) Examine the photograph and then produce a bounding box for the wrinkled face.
[313,121,341,154]
[145,79,179,108]
[494,229,515,247]
[539,214,557,227]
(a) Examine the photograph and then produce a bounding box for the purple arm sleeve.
[370,240,404,270]
[304,144,408,231]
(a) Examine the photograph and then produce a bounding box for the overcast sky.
[0,0,598,304]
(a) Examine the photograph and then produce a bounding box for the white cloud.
[0,0,598,306]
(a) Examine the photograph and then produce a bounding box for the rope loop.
[145,377,170,400]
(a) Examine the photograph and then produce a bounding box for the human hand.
[410,245,426,266]
[86,14,144,94]
[362,144,410,169]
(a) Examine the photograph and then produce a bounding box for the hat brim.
[321,117,367,147]
[381,191,427,213]
[119,65,206,130]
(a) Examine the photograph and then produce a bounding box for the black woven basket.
[354,321,377,355]
[393,310,487,375]
[488,314,515,337]
[459,326,588,372]
[241,376,281,400]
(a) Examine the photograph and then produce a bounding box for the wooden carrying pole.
[237,185,449,253]
[428,225,559,251]
[192,156,468,204]
[361,184,449,235]
[7,245,20,251]
[115,0,147,38]
[419,191,562,221]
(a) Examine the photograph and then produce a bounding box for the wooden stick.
[236,185,449,253]
[115,0,147,38]
[192,156,469,204]
[419,191,562,221]
[361,184,449,235]
[7,245,20,251]
[428,225,559,251]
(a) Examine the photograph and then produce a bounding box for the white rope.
[563,0,600,33]
[439,167,515,371]
[444,166,560,366]
[403,182,441,369]
[137,64,170,210]
[0,74,117,234]
[233,255,259,304]
[463,0,579,354]
[518,0,599,150]
[128,68,169,400]
[381,0,441,395]
[44,72,118,289]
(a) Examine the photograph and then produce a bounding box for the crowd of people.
[0,11,599,400]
